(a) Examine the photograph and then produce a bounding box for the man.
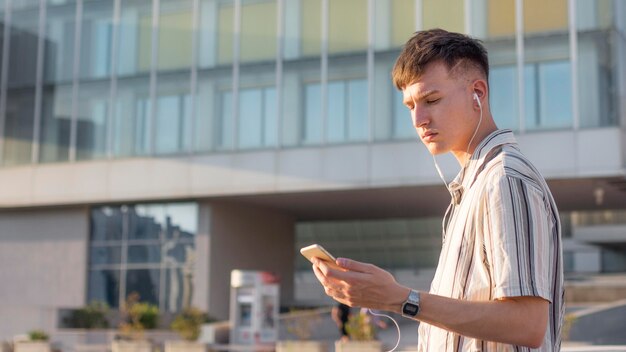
[311,29,564,351]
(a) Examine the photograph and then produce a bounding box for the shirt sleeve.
[483,173,553,302]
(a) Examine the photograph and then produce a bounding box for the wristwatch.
[401,289,421,318]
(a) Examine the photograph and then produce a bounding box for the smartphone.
[300,244,337,264]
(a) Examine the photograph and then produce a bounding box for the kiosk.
[229,270,280,346]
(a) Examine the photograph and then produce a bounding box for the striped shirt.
[418,129,564,351]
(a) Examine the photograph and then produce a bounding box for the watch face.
[403,303,419,316]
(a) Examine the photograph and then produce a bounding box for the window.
[524,61,573,130]
[423,0,465,34]
[489,66,518,130]
[88,203,198,312]
[76,82,110,160]
[328,0,367,54]
[158,1,193,71]
[216,90,233,150]
[80,0,114,79]
[240,0,276,63]
[392,90,414,139]
[303,83,322,145]
[238,86,277,149]
[303,78,368,145]
[155,92,192,155]
[490,60,572,131]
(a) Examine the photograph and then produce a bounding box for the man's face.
[402,61,477,157]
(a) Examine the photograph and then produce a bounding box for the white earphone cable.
[367,309,401,352]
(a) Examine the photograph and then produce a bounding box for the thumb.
[336,258,374,273]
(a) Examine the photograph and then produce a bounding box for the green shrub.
[28,330,49,341]
[119,292,160,339]
[170,307,212,341]
[63,301,110,329]
[345,313,375,341]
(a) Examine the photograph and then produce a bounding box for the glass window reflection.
[489,65,518,130]
[44,0,77,83]
[241,0,276,63]
[88,203,197,310]
[80,0,114,79]
[303,83,322,145]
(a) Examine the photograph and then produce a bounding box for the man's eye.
[426,98,440,105]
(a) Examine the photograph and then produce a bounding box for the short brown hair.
[392,28,489,90]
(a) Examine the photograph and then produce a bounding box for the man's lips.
[422,131,437,141]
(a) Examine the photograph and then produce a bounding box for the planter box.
[164,340,207,352]
[14,342,52,352]
[111,340,153,352]
[276,340,328,352]
[334,340,382,352]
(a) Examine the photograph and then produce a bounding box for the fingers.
[336,258,374,273]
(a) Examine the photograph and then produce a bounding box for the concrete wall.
[0,128,623,209]
[205,202,295,320]
[0,207,89,340]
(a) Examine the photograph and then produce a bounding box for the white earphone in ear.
[473,92,482,109]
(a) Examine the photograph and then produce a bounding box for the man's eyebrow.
[404,89,439,105]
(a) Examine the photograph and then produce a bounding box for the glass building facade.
[0,0,621,167]
[0,0,624,314]
[88,202,198,311]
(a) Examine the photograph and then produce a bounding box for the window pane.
[238,88,263,148]
[300,0,321,57]
[4,89,35,166]
[89,203,198,312]
[524,64,538,130]
[91,207,123,242]
[158,0,193,71]
[328,0,367,54]
[281,61,319,146]
[155,78,191,155]
[80,0,114,79]
[217,90,233,150]
[217,1,234,65]
[88,269,120,308]
[485,0,515,38]
[125,269,160,306]
[303,83,321,145]
[195,72,226,152]
[373,53,396,141]
[489,65,518,130]
[90,245,122,265]
[76,82,109,160]
[44,0,77,83]
[347,79,367,141]
[263,88,277,147]
[524,0,568,34]
[538,61,572,129]
[327,81,345,143]
[393,89,413,139]
[118,0,153,76]
[128,244,161,264]
[129,211,162,241]
[112,77,151,157]
[198,0,218,68]
[241,0,276,63]
[3,8,39,166]
[163,267,191,312]
[390,0,414,48]
[423,0,464,34]
[39,86,71,162]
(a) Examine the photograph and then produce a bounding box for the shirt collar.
[447,129,518,204]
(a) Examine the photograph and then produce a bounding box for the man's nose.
[411,108,429,128]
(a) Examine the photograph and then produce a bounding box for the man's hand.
[311,256,549,348]
[311,257,410,312]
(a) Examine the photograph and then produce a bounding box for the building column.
[197,201,295,320]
